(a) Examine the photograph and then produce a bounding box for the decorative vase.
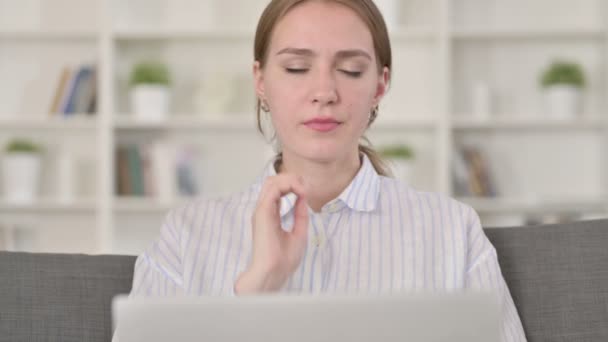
[130,84,170,122]
[543,85,581,120]
[2,153,41,204]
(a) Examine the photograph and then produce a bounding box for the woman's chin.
[284,139,355,162]
[298,147,346,163]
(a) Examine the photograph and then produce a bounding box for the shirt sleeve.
[129,208,186,298]
[464,206,528,342]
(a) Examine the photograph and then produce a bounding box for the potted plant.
[2,139,42,204]
[540,60,586,120]
[379,144,415,183]
[129,61,171,122]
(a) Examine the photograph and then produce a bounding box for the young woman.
[127,1,526,341]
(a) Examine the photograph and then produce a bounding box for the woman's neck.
[276,150,362,213]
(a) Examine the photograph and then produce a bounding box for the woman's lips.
[305,122,340,132]
[304,118,341,132]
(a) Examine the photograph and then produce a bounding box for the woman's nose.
[311,70,338,105]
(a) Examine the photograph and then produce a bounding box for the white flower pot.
[388,158,413,184]
[374,0,400,30]
[543,85,582,120]
[2,153,41,204]
[130,84,170,122]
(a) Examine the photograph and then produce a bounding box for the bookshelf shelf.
[372,116,438,130]
[451,27,605,40]
[456,197,606,215]
[0,116,98,130]
[113,29,253,41]
[0,199,97,214]
[451,117,606,131]
[113,115,256,131]
[0,30,98,41]
[114,197,195,213]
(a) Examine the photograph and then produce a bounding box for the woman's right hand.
[234,174,310,295]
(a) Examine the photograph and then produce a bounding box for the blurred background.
[0,0,607,255]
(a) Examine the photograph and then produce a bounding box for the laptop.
[112,291,500,342]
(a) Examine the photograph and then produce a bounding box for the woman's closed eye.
[285,68,362,78]
[339,70,362,78]
[285,68,308,74]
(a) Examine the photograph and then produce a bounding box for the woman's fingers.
[256,174,307,217]
[239,173,310,293]
[291,194,309,241]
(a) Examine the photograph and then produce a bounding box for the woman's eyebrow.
[335,49,372,61]
[276,47,315,57]
[276,47,371,61]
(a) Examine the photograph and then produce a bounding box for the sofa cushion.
[485,219,608,342]
[0,252,135,342]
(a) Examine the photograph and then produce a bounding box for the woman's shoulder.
[378,176,482,241]
[163,186,260,227]
[378,175,477,219]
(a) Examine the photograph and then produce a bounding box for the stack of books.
[114,142,200,199]
[48,64,97,116]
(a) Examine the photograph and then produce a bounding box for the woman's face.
[254,0,389,163]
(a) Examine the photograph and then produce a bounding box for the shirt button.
[313,235,324,248]
[327,202,340,212]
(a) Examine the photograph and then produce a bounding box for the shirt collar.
[254,153,381,217]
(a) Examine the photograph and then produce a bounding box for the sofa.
[1,219,607,342]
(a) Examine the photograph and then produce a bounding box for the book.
[48,66,71,115]
[64,65,93,115]
[115,146,132,196]
[140,145,155,197]
[73,65,97,114]
[127,145,145,196]
[176,146,199,196]
[453,145,498,197]
[85,68,97,114]
[452,147,472,197]
[49,64,98,117]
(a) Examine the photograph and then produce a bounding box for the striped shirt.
[127,154,527,341]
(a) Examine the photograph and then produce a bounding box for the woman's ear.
[373,66,390,106]
[253,61,266,99]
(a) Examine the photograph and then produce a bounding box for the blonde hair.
[254,0,392,176]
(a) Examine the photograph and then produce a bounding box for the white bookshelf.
[1,0,607,255]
